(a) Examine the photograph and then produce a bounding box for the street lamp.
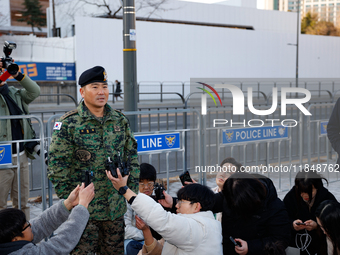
[288,0,300,96]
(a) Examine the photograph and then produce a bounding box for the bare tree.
[78,0,174,19]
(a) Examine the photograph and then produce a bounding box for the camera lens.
[7,63,18,75]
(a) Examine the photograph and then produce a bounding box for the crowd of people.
[1,65,340,255]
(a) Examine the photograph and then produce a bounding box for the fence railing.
[2,89,340,213]
[24,78,340,105]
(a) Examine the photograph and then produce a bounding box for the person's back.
[213,172,290,255]
[158,208,222,255]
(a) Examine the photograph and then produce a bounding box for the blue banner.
[0,144,12,165]
[320,121,328,135]
[135,133,180,152]
[7,62,75,81]
[222,126,288,144]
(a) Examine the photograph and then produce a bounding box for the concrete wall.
[51,0,296,38]
[75,16,340,83]
[0,34,74,62]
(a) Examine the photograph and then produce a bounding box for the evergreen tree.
[18,0,46,35]
[301,12,318,34]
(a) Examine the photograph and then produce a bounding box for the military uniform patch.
[80,129,96,134]
[61,109,78,120]
[75,150,92,162]
[53,122,62,130]
[114,126,121,132]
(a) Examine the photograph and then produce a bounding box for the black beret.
[79,66,108,87]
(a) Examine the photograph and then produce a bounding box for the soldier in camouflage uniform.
[48,66,140,255]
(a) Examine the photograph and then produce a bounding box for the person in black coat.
[115,80,123,100]
[283,169,338,255]
[327,98,340,166]
[213,172,291,255]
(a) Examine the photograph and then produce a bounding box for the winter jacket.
[131,193,223,255]
[125,201,145,241]
[0,75,40,159]
[213,175,291,255]
[283,186,337,255]
[327,97,340,165]
[0,200,89,255]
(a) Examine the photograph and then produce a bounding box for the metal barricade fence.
[0,115,47,211]
[3,104,340,210]
[46,109,202,207]
[306,103,340,183]
[204,107,295,192]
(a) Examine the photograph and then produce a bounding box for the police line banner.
[135,133,180,152]
[222,126,288,144]
[7,62,76,81]
[320,121,328,135]
[0,144,12,165]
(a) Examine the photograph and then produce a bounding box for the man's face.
[139,179,155,196]
[80,82,109,108]
[21,221,34,242]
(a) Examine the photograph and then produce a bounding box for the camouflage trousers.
[71,216,124,255]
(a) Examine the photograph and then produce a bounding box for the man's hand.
[158,190,173,208]
[135,215,149,231]
[293,220,307,231]
[183,178,197,187]
[64,184,80,210]
[235,238,248,255]
[78,183,95,209]
[105,168,129,191]
[304,220,318,231]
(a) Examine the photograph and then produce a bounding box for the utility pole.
[123,0,138,132]
[52,0,57,37]
[296,0,300,90]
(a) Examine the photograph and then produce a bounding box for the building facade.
[0,0,48,36]
[279,0,340,26]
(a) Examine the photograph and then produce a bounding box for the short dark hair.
[0,208,26,244]
[222,172,266,217]
[140,163,157,182]
[177,183,215,212]
[315,200,340,255]
[294,168,328,203]
[263,241,286,255]
[220,157,242,172]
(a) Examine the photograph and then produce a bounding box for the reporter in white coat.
[106,169,223,255]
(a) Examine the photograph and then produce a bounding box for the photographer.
[124,163,176,255]
[0,183,95,255]
[107,169,223,255]
[0,56,40,220]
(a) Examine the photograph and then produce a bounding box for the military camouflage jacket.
[48,102,140,221]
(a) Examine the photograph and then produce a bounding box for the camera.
[105,152,130,178]
[154,182,165,200]
[84,170,94,187]
[1,41,19,75]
